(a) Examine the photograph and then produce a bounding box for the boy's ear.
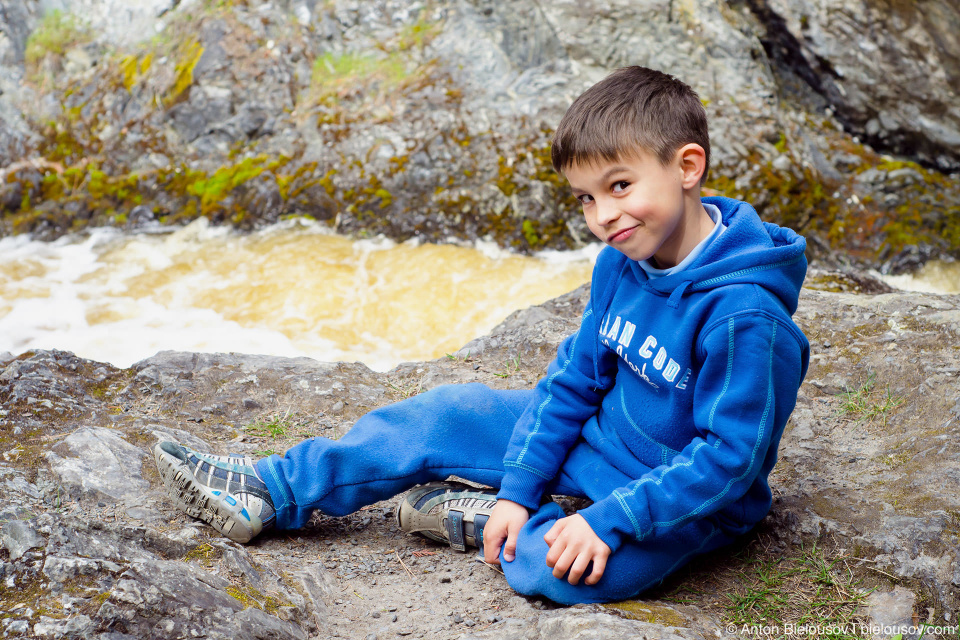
[676,144,707,189]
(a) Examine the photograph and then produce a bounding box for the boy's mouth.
[608,225,639,243]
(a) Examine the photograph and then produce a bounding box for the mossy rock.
[603,600,688,627]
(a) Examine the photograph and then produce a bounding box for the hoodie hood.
[629,196,808,315]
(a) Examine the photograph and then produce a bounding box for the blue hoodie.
[497,197,810,553]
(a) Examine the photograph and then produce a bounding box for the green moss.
[373,188,392,208]
[604,600,687,627]
[704,124,960,265]
[24,10,92,72]
[396,16,442,51]
[183,543,222,565]
[706,154,835,243]
[311,52,408,102]
[521,219,541,247]
[496,156,521,197]
[119,53,153,92]
[164,40,204,107]
[869,159,960,256]
[188,158,267,208]
[0,563,65,623]
[773,132,788,153]
[804,272,862,293]
[224,584,285,614]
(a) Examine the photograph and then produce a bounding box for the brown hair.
[551,66,710,184]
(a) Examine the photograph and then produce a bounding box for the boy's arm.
[578,312,809,554]
[496,300,618,511]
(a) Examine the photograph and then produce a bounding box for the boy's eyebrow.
[569,165,632,193]
[599,165,631,181]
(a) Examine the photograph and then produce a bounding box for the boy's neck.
[650,194,713,269]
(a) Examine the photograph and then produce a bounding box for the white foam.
[0,222,596,370]
[877,261,960,295]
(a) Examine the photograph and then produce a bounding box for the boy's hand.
[483,499,529,564]
[543,514,611,585]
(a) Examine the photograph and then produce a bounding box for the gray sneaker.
[396,482,497,551]
[153,441,275,543]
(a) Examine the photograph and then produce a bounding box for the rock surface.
[2,270,960,638]
[760,0,960,171]
[0,0,957,267]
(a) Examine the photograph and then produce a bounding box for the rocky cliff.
[0,0,958,269]
[2,269,960,639]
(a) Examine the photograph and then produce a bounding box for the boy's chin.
[604,244,653,262]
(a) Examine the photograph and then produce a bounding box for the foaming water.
[880,261,960,295]
[0,219,598,370]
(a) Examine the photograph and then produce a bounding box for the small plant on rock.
[246,410,294,439]
[837,373,905,427]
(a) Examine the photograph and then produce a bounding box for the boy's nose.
[595,200,620,225]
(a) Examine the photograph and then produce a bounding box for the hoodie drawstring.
[667,281,692,309]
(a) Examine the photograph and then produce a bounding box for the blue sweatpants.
[256,383,735,604]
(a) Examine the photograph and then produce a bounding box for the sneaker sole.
[154,445,260,543]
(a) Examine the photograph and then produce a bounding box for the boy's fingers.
[567,554,591,585]
[545,544,558,568]
[503,525,519,562]
[483,522,506,565]
[551,547,577,580]
[544,532,565,568]
[585,553,608,585]
[484,542,501,565]
[543,518,564,547]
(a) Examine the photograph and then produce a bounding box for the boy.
[154,66,809,605]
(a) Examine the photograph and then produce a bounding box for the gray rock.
[101,559,308,639]
[42,555,103,583]
[763,0,960,169]
[148,424,211,452]
[44,426,150,504]
[126,204,155,226]
[0,520,46,561]
[3,619,30,635]
[866,587,916,639]
[462,609,710,639]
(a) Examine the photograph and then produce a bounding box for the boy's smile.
[564,147,712,268]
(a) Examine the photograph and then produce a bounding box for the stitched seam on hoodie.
[503,460,552,480]
[688,256,802,290]
[697,308,804,360]
[513,308,590,465]
[614,489,643,539]
[265,459,294,509]
[708,317,736,435]
[619,385,680,462]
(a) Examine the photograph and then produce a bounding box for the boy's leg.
[498,438,738,604]
[501,502,733,604]
[257,383,533,530]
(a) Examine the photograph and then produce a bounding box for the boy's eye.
[612,181,630,193]
[576,194,594,205]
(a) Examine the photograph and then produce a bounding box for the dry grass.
[651,534,874,639]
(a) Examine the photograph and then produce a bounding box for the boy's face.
[564,148,705,267]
